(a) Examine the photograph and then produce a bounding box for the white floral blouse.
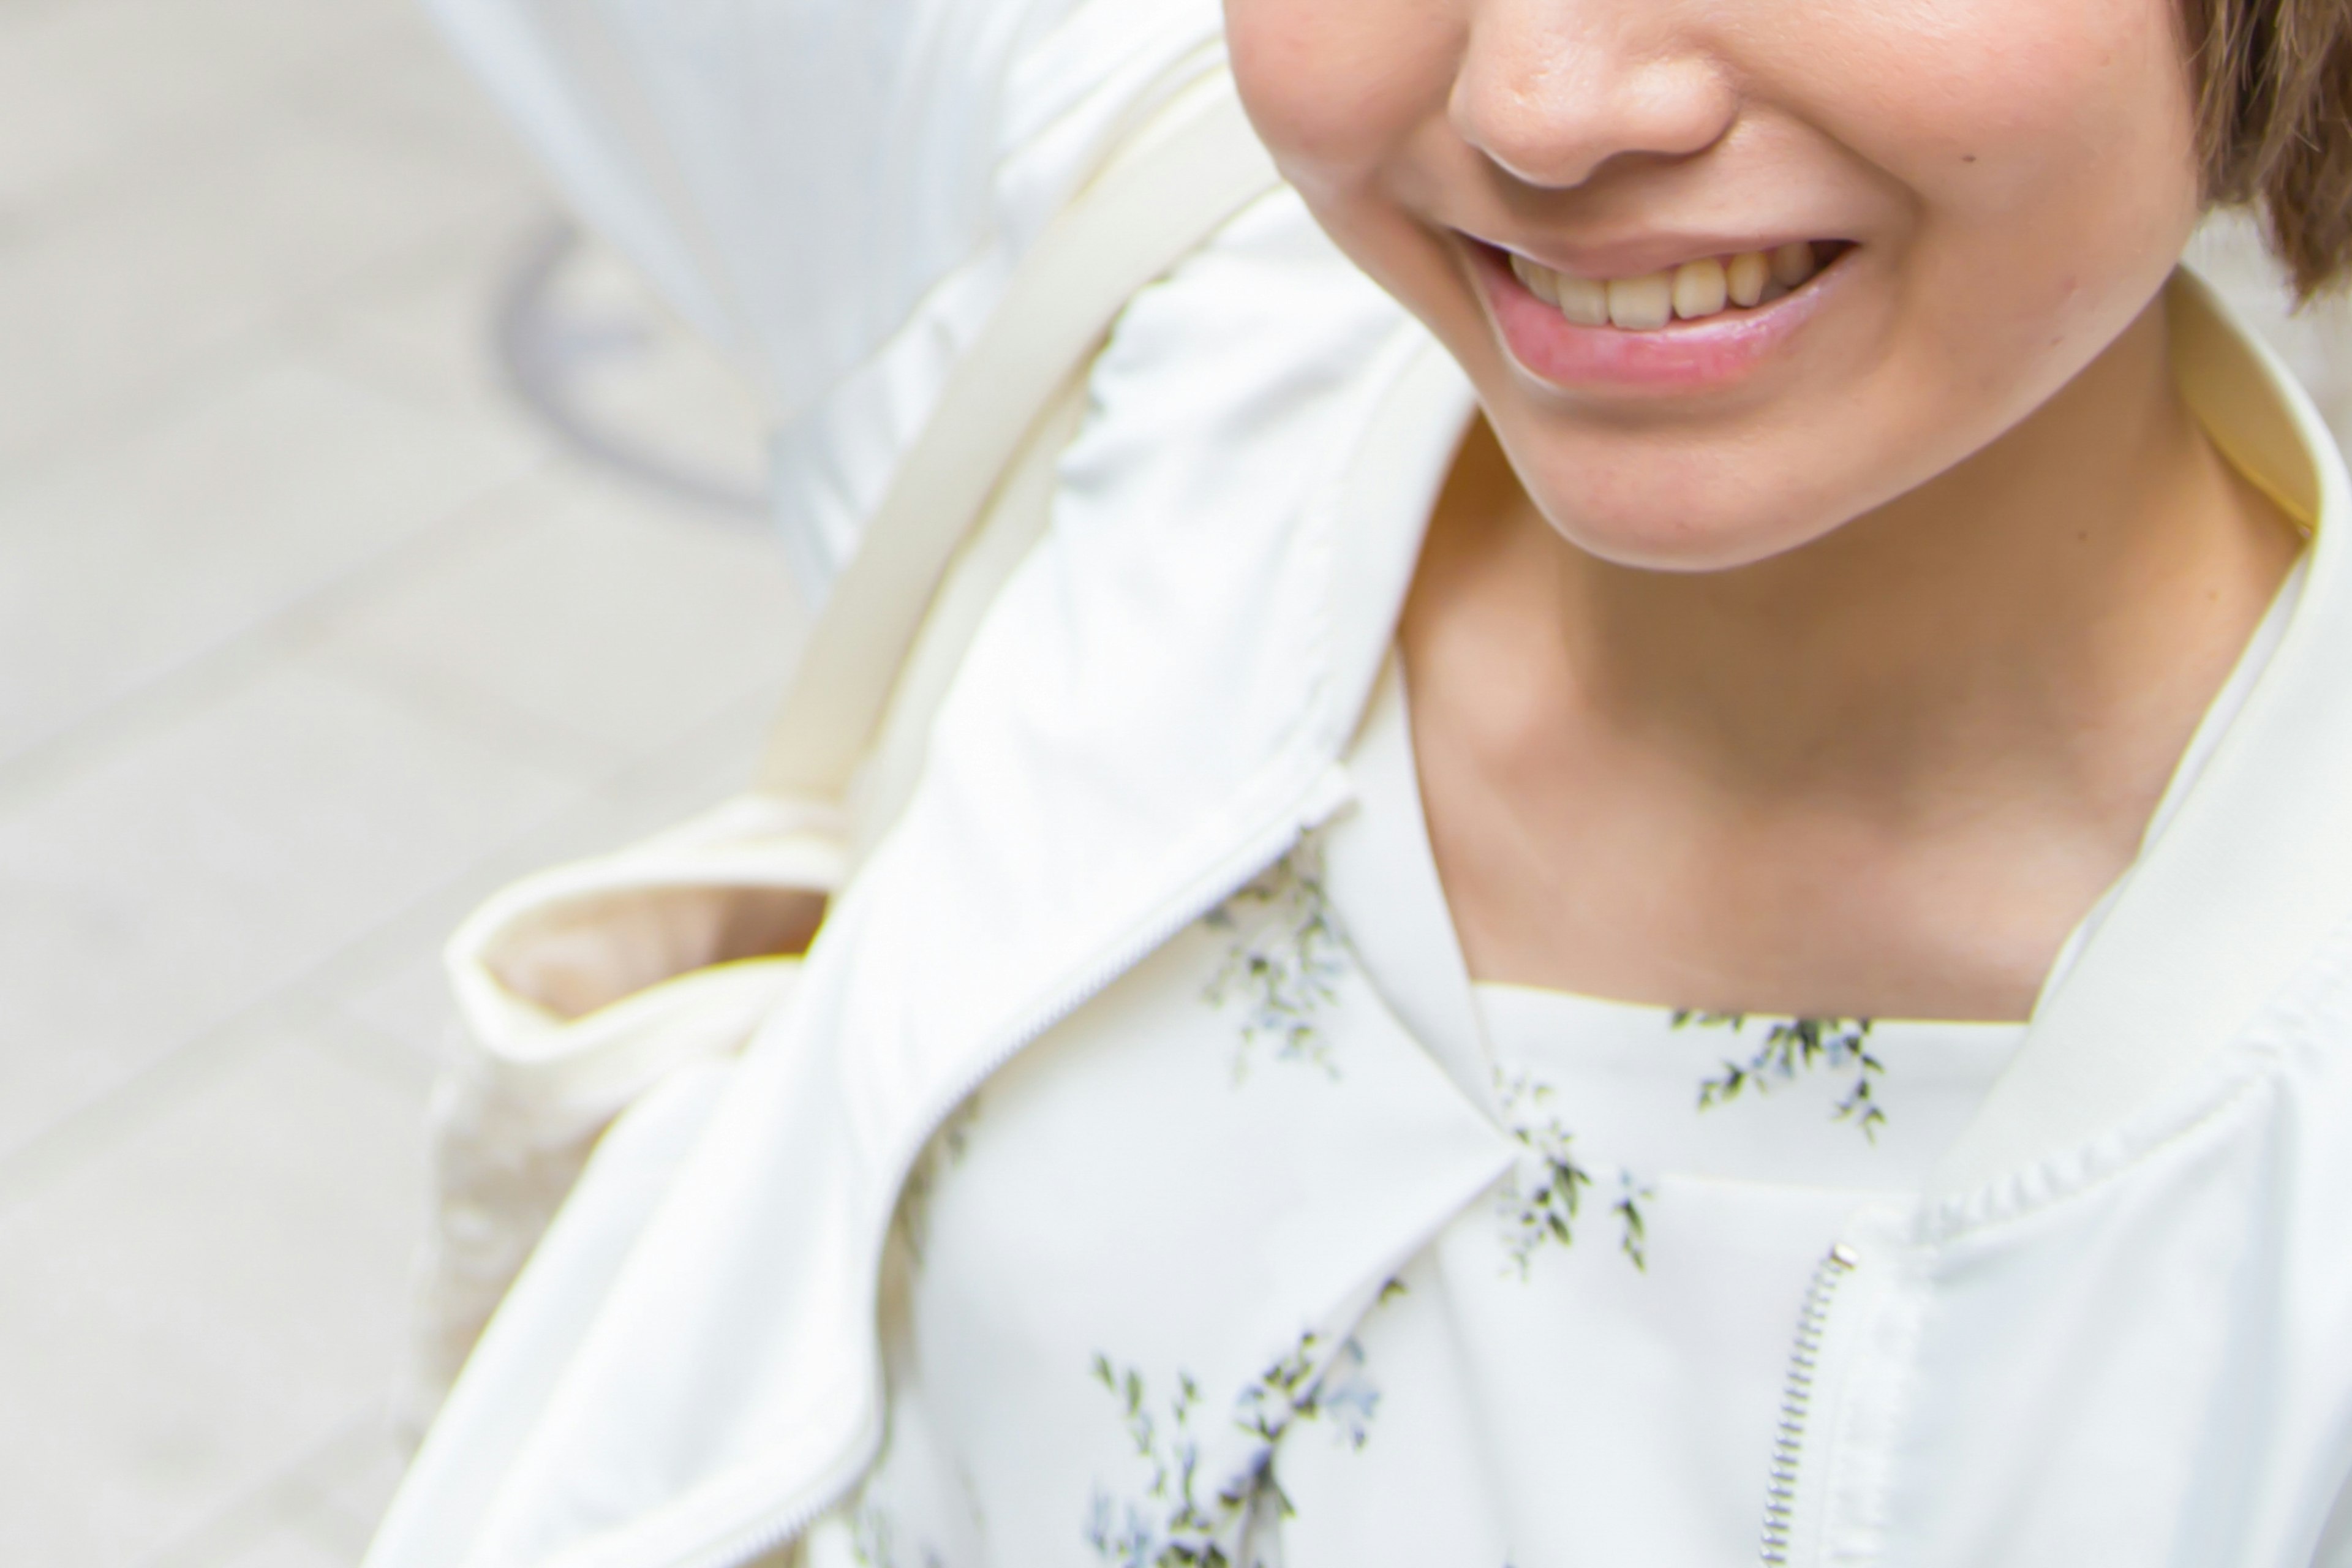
[804,568,2299,1568]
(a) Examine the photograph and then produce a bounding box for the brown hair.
[2193,0,2352,295]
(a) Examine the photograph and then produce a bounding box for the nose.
[1450,0,1738,189]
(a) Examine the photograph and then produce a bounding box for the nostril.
[1450,39,1740,192]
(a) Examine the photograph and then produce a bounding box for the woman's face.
[1226,0,2206,570]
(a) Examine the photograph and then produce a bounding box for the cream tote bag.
[403,69,1281,1429]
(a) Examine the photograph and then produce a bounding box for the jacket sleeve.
[414,0,1066,415]
[413,0,1221,597]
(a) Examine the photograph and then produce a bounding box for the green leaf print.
[1493,1068,1653,1273]
[1085,1326,1387,1568]
[1084,1352,1254,1568]
[894,1092,984,1267]
[849,1498,945,1568]
[1679,1012,1887,1140]
[1202,844,1351,1080]
[842,1405,958,1568]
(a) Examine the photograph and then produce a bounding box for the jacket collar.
[1318,652,1495,1117]
[1929,269,2348,1197]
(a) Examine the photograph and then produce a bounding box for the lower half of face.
[1227,0,2206,570]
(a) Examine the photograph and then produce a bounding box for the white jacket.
[366,116,2352,1557]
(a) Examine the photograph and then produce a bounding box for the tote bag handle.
[753,67,1283,802]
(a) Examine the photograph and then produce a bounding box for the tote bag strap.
[753,66,1283,801]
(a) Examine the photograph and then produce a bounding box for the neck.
[1403,285,2304,1019]
[1430,297,2298,823]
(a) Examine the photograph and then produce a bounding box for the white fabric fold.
[419,0,1222,597]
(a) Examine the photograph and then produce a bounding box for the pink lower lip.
[1471,243,1844,394]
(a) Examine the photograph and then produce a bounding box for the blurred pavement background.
[6,4,2352,1567]
[0,1,797,1562]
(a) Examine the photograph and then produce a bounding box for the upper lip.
[1466,230,1847,281]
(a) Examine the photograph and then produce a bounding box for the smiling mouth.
[1501,241,1855,331]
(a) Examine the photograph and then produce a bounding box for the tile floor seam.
[0,457,561,811]
[301,1005,450,1097]
[0,992,329,1212]
[252,202,562,385]
[300,629,637,783]
[0,822,588,1204]
[1,7,476,232]
[0,181,553,491]
[0,680,780,1204]
[135,1404,394,1568]
[273,29,535,173]
[1,317,375,500]
[278,215,565,420]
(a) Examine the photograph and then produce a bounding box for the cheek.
[1226,0,1455,194]
[1831,0,2203,417]
[1818,0,2201,260]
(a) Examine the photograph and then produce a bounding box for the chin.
[1552,511,1839,573]
[1508,439,1858,573]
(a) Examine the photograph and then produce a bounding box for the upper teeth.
[1510,243,1823,330]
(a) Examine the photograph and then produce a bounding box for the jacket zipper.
[1759,1242,1861,1566]
[644,766,1352,1568]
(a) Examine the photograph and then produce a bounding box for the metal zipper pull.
[1760,1242,1862,1566]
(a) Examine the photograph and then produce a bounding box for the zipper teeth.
[662,780,1336,1568]
[1759,1243,1859,1566]
[662,1422,886,1568]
